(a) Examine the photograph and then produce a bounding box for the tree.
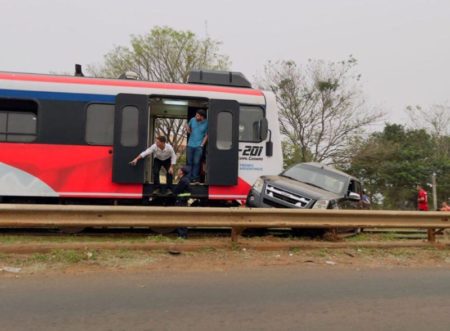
[261,56,383,166]
[281,140,312,169]
[406,103,450,207]
[87,26,230,154]
[348,124,450,210]
[406,103,450,137]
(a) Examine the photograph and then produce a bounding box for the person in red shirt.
[416,184,429,211]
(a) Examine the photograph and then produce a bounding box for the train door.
[145,97,208,189]
[146,97,191,186]
[207,99,240,186]
[112,94,149,183]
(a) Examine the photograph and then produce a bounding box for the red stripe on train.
[209,177,251,200]
[0,143,142,197]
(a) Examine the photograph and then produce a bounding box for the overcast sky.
[1,0,449,125]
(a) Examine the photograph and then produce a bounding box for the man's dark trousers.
[152,158,173,189]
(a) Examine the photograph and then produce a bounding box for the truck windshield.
[281,164,347,194]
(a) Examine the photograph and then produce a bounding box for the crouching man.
[129,136,176,195]
[173,165,191,238]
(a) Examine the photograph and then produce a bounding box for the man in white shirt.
[129,136,177,194]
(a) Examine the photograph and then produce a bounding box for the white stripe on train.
[0,81,265,105]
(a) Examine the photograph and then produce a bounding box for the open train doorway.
[112,93,241,199]
[144,97,209,196]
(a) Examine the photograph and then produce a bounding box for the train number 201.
[242,146,263,156]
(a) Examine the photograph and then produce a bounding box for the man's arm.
[129,155,143,166]
[185,119,192,134]
[201,134,208,147]
[169,146,177,174]
[130,145,154,166]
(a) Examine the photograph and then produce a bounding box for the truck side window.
[348,180,362,194]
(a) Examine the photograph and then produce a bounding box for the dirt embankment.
[1,243,450,277]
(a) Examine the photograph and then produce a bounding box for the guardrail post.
[427,228,436,243]
[231,227,244,243]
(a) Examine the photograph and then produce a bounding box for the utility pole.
[432,172,437,211]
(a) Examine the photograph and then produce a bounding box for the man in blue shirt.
[185,109,208,183]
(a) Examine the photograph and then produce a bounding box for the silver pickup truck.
[246,162,363,210]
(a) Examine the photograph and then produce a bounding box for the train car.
[0,68,283,205]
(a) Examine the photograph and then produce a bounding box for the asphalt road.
[1,267,450,331]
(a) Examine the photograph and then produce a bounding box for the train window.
[216,112,233,150]
[0,113,6,132]
[120,106,139,147]
[239,106,264,142]
[0,111,37,142]
[0,98,38,142]
[85,104,115,145]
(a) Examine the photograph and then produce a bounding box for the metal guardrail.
[0,204,449,242]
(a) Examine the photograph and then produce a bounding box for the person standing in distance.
[416,184,429,211]
[129,136,177,194]
[361,190,371,209]
[185,109,208,183]
[440,201,450,211]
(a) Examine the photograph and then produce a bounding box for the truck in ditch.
[246,162,363,210]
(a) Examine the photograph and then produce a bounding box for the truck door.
[112,94,149,183]
[207,99,240,186]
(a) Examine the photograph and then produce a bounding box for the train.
[0,68,283,205]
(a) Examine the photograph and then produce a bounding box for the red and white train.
[0,68,282,204]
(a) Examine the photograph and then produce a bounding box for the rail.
[0,204,449,242]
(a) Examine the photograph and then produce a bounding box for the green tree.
[406,103,450,208]
[88,26,230,153]
[348,124,450,210]
[261,56,383,166]
[281,140,312,169]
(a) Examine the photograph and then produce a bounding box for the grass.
[1,246,449,274]
[345,232,400,242]
[0,250,89,267]
[28,250,93,264]
[0,233,186,245]
[0,230,427,246]
[387,249,417,259]
[0,249,161,269]
[311,248,331,258]
[1,231,449,273]
[231,242,241,251]
[146,234,181,243]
